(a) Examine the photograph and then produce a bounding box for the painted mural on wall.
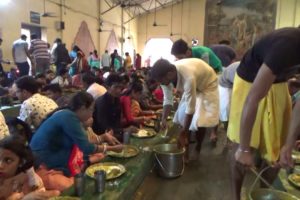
[205,0,277,59]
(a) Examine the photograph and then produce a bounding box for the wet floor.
[134,126,236,200]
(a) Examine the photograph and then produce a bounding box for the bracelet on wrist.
[103,143,107,154]
[237,147,251,153]
[96,135,102,144]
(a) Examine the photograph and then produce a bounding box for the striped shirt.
[29,39,50,60]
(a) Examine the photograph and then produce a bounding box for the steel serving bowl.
[249,188,299,200]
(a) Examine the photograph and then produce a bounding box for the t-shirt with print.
[0,111,9,140]
[18,93,58,129]
[237,27,300,83]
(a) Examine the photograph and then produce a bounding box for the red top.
[72,74,83,88]
[120,95,134,125]
[153,87,164,103]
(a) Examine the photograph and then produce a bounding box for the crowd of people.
[0,34,164,199]
[0,27,300,200]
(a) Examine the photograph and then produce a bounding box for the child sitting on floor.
[0,135,59,200]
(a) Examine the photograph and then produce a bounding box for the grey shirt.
[210,44,236,67]
[218,61,240,88]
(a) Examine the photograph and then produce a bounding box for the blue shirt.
[30,109,96,176]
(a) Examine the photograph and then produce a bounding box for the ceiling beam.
[101,3,120,15]
[104,0,112,8]
[155,0,164,7]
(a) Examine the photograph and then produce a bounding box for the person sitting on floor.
[51,68,70,88]
[15,76,58,129]
[35,73,47,91]
[0,111,9,140]
[45,69,55,84]
[120,81,154,127]
[139,77,163,111]
[91,66,104,85]
[6,117,43,191]
[92,73,138,139]
[0,135,60,200]
[43,83,70,107]
[7,67,19,82]
[68,117,121,176]
[30,92,123,191]
[82,72,106,100]
[71,70,84,89]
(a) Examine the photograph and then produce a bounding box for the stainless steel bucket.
[153,144,185,178]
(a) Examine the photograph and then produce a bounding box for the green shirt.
[192,46,222,72]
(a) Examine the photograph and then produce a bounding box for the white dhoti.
[218,85,232,122]
[173,81,219,131]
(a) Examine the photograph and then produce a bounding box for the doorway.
[20,23,45,75]
[143,38,175,67]
[21,23,42,42]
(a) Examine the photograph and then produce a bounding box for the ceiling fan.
[41,0,57,17]
[152,0,167,27]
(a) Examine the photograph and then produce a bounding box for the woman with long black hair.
[30,91,123,191]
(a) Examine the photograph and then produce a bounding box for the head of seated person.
[120,73,130,88]
[0,135,34,183]
[105,73,124,98]
[91,66,101,76]
[42,84,63,102]
[6,117,33,143]
[15,76,39,102]
[0,135,55,199]
[35,73,47,91]
[146,78,159,93]
[58,68,69,80]
[123,81,143,101]
[91,67,103,85]
[130,72,141,83]
[45,70,55,83]
[0,72,11,88]
[82,72,96,89]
